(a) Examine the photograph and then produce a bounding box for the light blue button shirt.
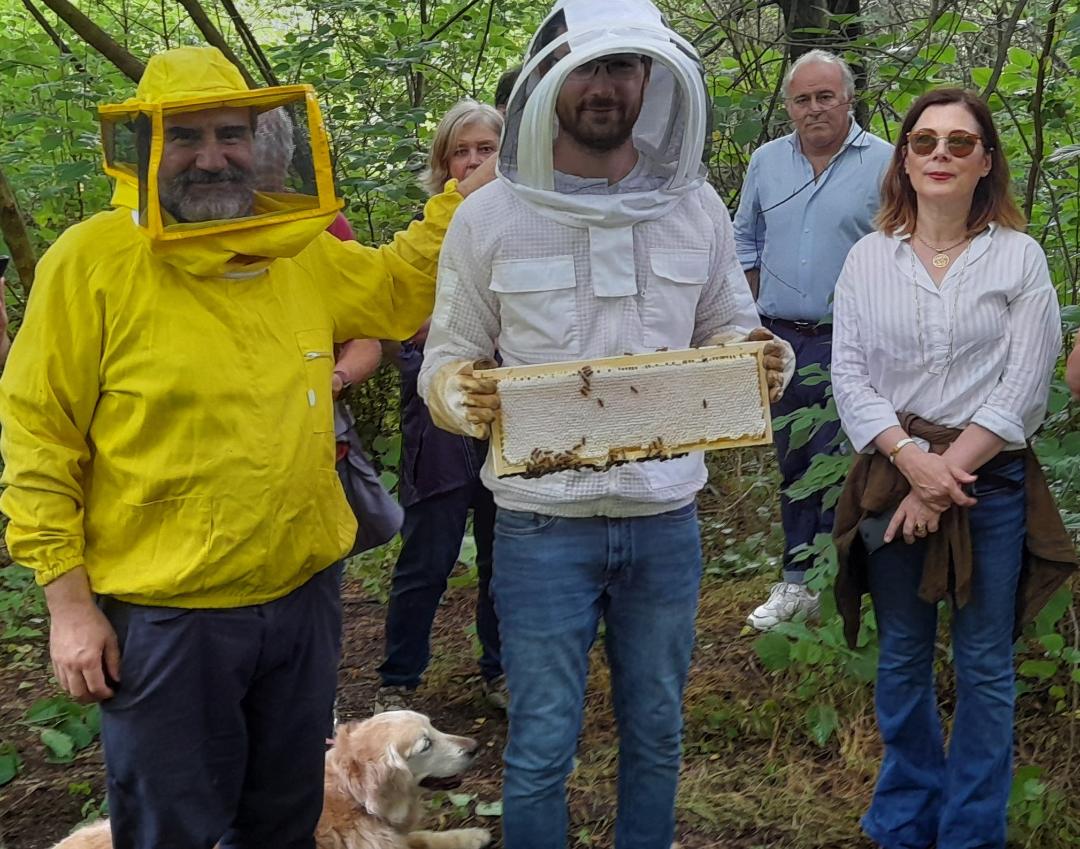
[732,121,893,322]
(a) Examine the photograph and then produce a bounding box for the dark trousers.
[378,480,501,688]
[765,318,843,579]
[99,564,342,849]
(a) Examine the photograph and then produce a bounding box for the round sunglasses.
[906,129,985,158]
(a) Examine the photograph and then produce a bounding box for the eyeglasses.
[566,54,647,81]
[906,130,984,158]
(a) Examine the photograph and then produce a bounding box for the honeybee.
[578,365,593,397]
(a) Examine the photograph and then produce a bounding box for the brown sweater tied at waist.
[833,413,1077,649]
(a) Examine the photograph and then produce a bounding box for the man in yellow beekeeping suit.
[0,46,492,849]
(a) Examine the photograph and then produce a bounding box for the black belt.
[763,316,832,337]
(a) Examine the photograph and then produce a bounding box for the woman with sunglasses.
[830,88,1074,849]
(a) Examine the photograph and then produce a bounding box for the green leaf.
[1038,634,1065,656]
[41,728,75,761]
[754,631,791,671]
[1018,659,1057,681]
[59,717,93,750]
[0,744,22,786]
[378,471,399,491]
[475,799,503,817]
[1007,47,1036,69]
[805,703,839,746]
[25,696,76,726]
[1033,588,1072,635]
[447,792,474,807]
[732,118,762,146]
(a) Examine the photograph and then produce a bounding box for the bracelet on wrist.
[888,437,919,465]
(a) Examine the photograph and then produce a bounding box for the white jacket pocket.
[642,250,708,349]
[490,256,578,358]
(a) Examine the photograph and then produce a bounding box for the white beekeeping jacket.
[420,0,765,517]
[498,0,712,298]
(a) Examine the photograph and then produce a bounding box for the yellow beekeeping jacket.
[0,181,462,607]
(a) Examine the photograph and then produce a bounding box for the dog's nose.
[452,735,479,754]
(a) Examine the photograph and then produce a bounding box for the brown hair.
[875,88,1026,236]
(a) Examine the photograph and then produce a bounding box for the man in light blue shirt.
[733,50,892,630]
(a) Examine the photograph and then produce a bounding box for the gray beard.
[159,168,256,223]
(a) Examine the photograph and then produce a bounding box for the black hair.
[494,66,522,110]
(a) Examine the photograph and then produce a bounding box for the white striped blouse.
[832,223,1062,453]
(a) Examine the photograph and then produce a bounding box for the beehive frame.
[475,343,773,478]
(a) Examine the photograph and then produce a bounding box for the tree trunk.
[175,0,258,87]
[776,0,867,123]
[34,0,144,81]
[0,167,38,295]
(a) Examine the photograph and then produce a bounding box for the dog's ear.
[332,741,417,826]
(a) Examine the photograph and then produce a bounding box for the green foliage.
[0,565,45,668]
[0,740,22,786]
[1,0,1079,842]
[23,695,101,764]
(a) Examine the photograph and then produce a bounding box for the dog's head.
[326,710,479,826]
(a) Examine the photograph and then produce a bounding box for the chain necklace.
[909,244,970,374]
[913,232,970,268]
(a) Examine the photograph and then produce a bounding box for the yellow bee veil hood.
[100,46,341,277]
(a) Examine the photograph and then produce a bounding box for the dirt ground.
[0,566,878,849]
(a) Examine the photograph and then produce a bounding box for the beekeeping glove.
[426,359,500,438]
[703,328,795,403]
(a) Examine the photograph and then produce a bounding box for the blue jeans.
[379,480,500,688]
[864,460,1025,849]
[492,504,703,849]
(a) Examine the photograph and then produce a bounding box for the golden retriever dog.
[51,710,491,849]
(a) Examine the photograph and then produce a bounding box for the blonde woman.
[419,100,502,195]
[376,100,506,712]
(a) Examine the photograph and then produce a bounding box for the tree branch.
[20,0,88,74]
[0,167,38,295]
[218,0,281,86]
[981,0,1029,100]
[34,0,144,81]
[425,0,483,42]
[175,0,258,87]
[1023,0,1062,220]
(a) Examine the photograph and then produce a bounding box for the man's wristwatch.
[888,437,918,464]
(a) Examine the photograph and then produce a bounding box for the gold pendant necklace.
[914,233,968,268]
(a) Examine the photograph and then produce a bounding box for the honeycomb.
[482,346,770,477]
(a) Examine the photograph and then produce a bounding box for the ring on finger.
[914,522,927,535]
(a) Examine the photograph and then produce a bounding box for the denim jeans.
[492,503,703,849]
[863,459,1025,849]
[378,480,500,688]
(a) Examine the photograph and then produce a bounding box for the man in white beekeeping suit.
[418,2,793,847]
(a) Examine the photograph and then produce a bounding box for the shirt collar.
[891,221,998,263]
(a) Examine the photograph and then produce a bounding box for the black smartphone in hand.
[0,255,9,278]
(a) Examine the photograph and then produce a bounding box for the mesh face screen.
[481,345,771,477]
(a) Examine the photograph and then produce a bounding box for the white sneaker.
[746,582,820,631]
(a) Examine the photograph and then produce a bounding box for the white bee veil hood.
[498,0,711,296]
